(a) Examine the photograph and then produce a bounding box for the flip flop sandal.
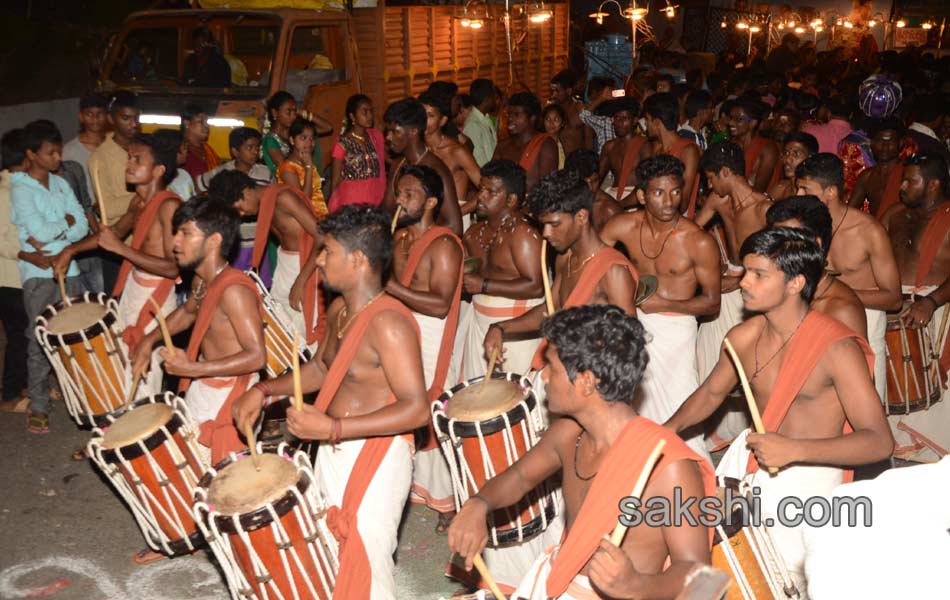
[0,397,30,413]
[131,548,167,566]
[26,412,50,434]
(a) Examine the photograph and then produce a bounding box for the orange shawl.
[519,133,553,172]
[250,184,326,345]
[531,247,639,370]
[746,311,874,478]
[615,135,648,196]
[177,268,262,464]
[112,190,181,349]
[397,226,464,451]
[663,137,701,218]
[915,203,950,372]
[875,164,905,219]
[546,417,717,597]
[745,137,781,191]
[317,295,419,600]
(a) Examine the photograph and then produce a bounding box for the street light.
[589,0,656,64]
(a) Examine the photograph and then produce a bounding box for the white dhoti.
[636,310,710,462]
[117,268,176,398]
[462,294,543,380]
[410,312,455,513]
[888,286,950,462]
[185,374,259,465]
[482,512,565,591]
[605,186,636,202]
[511,545,599,600]
[271,247,318,350]
[316,436,413,600]
[865,307,887,402]
[803,456,950,600]
[696,288,750,449]
[446,300,472,387]
[716,429,845,598]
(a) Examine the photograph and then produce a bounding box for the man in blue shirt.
[11,120,88,433]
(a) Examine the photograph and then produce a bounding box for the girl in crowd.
[262,90,332,177]
[276,117,328,218]
[328,94,386,211]
[542,103,567,169]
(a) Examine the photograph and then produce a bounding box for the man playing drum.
[880,153,950,461]
[666,227,894,595]
[211,170,324,348]
[599,155,721,459]
[461,160,544,379]
[387,165,464,531]
[795,153,902,401]
[232,204,429,599]
[55,133,182,396]
[451,305,716,599]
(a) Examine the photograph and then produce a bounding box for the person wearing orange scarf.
[231,205,429,600]
[492,92,558,194]
[450,305,716,599]
[667,227,894,594]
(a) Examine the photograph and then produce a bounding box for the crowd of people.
[1,31,949,599]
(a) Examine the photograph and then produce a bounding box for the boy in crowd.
[196,126,272,191]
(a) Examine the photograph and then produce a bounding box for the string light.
[736,21,749,29]
[843,20,853,28]
[749,25,761,33]
[922,21,933,30]
[868,19,876,27]
[896,19,906,28]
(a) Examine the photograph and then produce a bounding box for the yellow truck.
[98,1,570,159]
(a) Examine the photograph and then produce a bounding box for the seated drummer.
[450,305,716,599]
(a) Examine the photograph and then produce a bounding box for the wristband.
[329,418,343,445]
[481,278,489,294]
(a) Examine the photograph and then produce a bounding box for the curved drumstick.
[148,297,175,351]
[292,331,304,412]
[609,438,666,546]
[91,165,108,226]
[723,337,778,475]
[473,554,507,600]
[391,205,402,234]
[540,239,555,315]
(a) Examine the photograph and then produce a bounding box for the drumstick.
[56,271,70,306]
[122,361,147,410]
[481,348,499,391]
[609,438,666,546]
[292,331,303,412]
[391,205,402,234]
[91,165,108,226]
[540,239,555,315]
[723,337,778,475]
[472,554,507,600]
[148,297,175,351]
[244,421,260,471]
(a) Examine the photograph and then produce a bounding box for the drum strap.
[112,190,181,298]
[546,417,716,597]
[314,295,418,600]
[915,205,950,372]
[614,135,647,197]
[120,275,176,350]
[530,247,638,371]
[746,311,874,479]
[519,133,553,173]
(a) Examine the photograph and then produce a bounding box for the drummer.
[450,305,716,599]
[54,132,182,396]
[211,170,324,348]
[232,204,428,599]
[879,153,950,461]
[666,227,894,594]
[598,155,721,459]
[386,164,463,531]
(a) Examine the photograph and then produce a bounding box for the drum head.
[208,454,297,516]
[103,403,174,449]
[445,379,526,421]
[46,302,109,335]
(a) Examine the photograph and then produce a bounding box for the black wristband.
[481,278,489,294]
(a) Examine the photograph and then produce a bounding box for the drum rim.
[198,449,310,534]
[97,404,184,462]
[883,391,942,414]
[490,499,558,545]
[39,295,117,346]
[433,372,536,436]
[712,477,748,544]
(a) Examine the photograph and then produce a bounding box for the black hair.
[551,69,576,90]
[266,91,295,124]
[700,141,746,177]
[905,153,950,196]
[457,93,473,110]
[427,81,458,99]
[739,227,824,302]
[507,92,543,121]
[643,92,680,131]
[151,128,183,147]
[23,120,62,153]
[656,73,676,87]
[79,92,108,110]
[542,103,567,124]
[795,153,844,198]
[636,154,685,190]
[344,94,373,130]
[912,94,941,124]
[132,133,179,187]
[869,116,905,139]
[172,195,241,260]
[319,204,393,275]
[587,76,613,97]
[765,195,832,259]
[528,169,593,218]
[784,131,819,156]
[564,149,599,180]
[1,128,26,170]
[731,97,768,123]
[822,98,852,120]
[192,26,215,44]
[480,159,526,203]
[470,78,495,107]
[398,164,444,218]
[419,90,452,119]
[383,98,427,139]
[208,170,256,204]
[540,304,649,404]
[684,89,712,120]
[108,90,138,115]
[228,127,261,154]
[289,116,317,139]
[179,103,209,133]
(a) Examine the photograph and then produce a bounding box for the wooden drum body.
[432,372,560,546]
[248,270,312,379]
[884,317,942,415]
[194,443,338,600]
[88,393,207,555]
[35,293,130,426]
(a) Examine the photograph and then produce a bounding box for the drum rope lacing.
[248,270,309,379]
